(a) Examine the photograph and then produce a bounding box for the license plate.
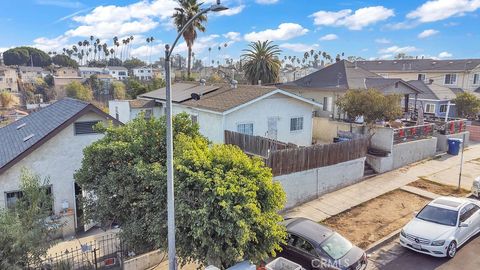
[412,243,422,250]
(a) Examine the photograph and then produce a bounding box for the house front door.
[267,117,278,140]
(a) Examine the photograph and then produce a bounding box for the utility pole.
[458,133,466,190]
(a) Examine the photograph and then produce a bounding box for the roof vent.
[23,134,34,142]
[432,61,437,65]
[16,123,26,130]
[199,78,206,86]
[393,61,397,64]
[449,61,453,64]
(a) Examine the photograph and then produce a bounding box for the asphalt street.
[367,234,480,270]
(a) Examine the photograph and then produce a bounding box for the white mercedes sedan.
[400,196,480,258]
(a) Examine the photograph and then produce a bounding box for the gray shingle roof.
[0,98,109,171]
[407,80,439,99]
[139,82,221,103]
[355,59,480,72]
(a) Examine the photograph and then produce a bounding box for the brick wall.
[467,125,480,141]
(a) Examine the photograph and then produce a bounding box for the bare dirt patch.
[408,177,470,197]
[321,190,429,249]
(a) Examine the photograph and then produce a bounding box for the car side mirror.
[459,222,469,228]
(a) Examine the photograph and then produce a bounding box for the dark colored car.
[277,218,367,270]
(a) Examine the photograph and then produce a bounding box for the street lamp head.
[210,3,228,12]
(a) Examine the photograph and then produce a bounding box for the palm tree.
[241,40,282,85]
[172,0,207,77]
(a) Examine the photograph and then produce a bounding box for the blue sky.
[1,0,479,64]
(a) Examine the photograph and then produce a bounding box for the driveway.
[367,234,480,270]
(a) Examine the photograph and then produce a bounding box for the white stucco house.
[132,66,154,80]
[108,99,161,123]
[0,98,120,237]
[106,66,128,80]
[138,83,322,146]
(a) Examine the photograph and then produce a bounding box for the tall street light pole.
[164,2,228,270]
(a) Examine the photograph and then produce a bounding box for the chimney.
[258,80,262,85]
[429,79,434,85]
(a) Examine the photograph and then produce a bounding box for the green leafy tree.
[111,81,127,99]
[123,58,146,70]
[3,47,52,67]
[242,41,282,85]
[0,169,58,268]
[65,81,93,101]
[172,0,207,78]
[336,89,403,125]
[74,114,286,268]
[454,92,480,119]
[125,77,147,98]
[146,77,166,92]
[108,57,123,66]
[52,54,78,68]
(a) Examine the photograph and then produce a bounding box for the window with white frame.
[417,73,426,82]
[425,103,436,114]
[444,74,457,85]
[237,123,253,135]
[439,104,448,113]
[474,74,479,85]
[290,117,304,131]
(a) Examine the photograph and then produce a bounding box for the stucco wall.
[434,131,470,152]
[275,157,366,209]
[0,112,108,236]
[109,100,131,123]
[312,117,362,143]
[369,127,394,153]
[173,105,224,143]
[392,137,437,169]
[225,93,315,146]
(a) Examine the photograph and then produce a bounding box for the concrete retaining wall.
[392,137,437,169]
[467,125,480,141]
[366,137,437,173]
[369,127,394,153]
[434,131,470,152]
[123,249,165,270]
[312,117,363,143]
[275,157,366,209]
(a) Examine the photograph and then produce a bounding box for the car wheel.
[447,241,457,259]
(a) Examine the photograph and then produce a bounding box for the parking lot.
[368,234,480,270]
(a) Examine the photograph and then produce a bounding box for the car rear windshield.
[416,205,458,226]
[319,233,353,260]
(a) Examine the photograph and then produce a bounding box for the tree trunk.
[187,45,192,78]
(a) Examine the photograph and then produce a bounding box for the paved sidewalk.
[284,143,480,222]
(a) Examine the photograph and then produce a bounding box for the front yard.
[322,189,429,249]
[408,177,470,197]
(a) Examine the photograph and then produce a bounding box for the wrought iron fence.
[28,233,128,270]
[393,123,435,144]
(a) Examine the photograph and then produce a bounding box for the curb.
[366,228,401,254]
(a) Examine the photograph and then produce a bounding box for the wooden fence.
[224,130,297,157]
[265,138,369,176]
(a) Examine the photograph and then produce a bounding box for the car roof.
[283,217,334,245]
[429,196,472,211]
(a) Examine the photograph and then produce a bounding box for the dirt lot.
[322,190,429,249]
[408,177,470,197]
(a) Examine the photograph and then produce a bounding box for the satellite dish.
[191,93,201,101]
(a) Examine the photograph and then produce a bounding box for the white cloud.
[255,0,279,4]
[223,32,241,41]
[279,43,319,52]
[379,54,393,59]
[310,6,395,30]
[32,35,71,52]
[375,38,391,44]
[244,23,309,42]
[320,34,338,41]
[36,0,84,8]
[418,29,439,38]
[379,46,418,54]
[407,0,480,22]
[214,5,245,16]
[438,51,453,58]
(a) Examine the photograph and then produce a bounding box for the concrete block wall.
[434,132,470,152]
[275,157,366,209]
[392,137,437,170]
[467,125,480,141]
[123,249,165,270]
